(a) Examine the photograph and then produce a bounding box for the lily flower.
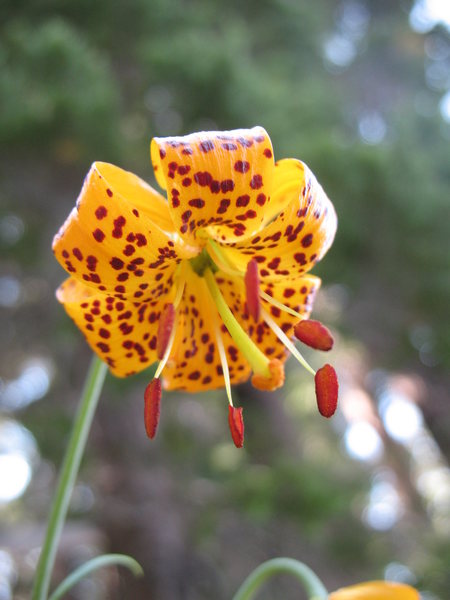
[53,127,337,446]
[329,580,420,599]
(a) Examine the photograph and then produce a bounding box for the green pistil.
[204,268,270,378]
[190,248,217,276]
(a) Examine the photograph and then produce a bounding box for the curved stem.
[32,355,108,600]
[232,558,328,600]
[48,553,143,600]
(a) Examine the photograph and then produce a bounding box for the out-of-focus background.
[0,1,449,598]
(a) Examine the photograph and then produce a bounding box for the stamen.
[259,290,304,320]
[157,303,175,359]
[204,268,270,379]
[315,364,338,418]
[144,378,162,439]
[261,308,316,377]
[228,405,244,448]
[245,259,261,322]
[214,320,233,407]
[294,319,334,351]
[154,266,186,379]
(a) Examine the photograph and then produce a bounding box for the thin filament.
[261,307,316,377]
[214,318,233,407]
[154,264,186,379]
[259,290,304,320]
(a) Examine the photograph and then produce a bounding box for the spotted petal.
[162,265,251,391]
[218,159,337,281]
[53,162,199,302]
[150,127,275,244]
[56,277,174,377]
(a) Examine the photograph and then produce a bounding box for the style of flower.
[53,127,338,446]
[329,580,420,599]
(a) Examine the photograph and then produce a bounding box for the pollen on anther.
[156,303,175,360]
[228,405,244,448]
[245,258,260,322]
[294,319,334,351]
[315,364,338,418]
[144,378,162,439]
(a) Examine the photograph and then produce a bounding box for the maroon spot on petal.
[168,161,178,170]
[301,233,313,248]
[110,257,124,270]
[178,165,191,175]
[263,148,272,158]
[236,195,250,207]
[72,247,83,261]
[221,179,235,193]
[93,228,105,242]
[210,180,221,194]
[97,342,110,352]
[256,193,266,206]
[159,148,166,159]
[99,328,110,339]
[182,147,193,155]
[234,160,250,173]
[117,272,129,282]
[222,142,238,151]
[95,206,107,220]
[283,288,295,298]
[106,189,113,197]
[172,197,180,207]
[189,198,205,209]
[250,174,263,189]
[123,244,135,256]
[294,253,307,265]
[135,234,147,247]
[237,137,253,148]
[200,140,214,153]
[194,171,212,186]
[188,370,201,380]
[181,210,192,222]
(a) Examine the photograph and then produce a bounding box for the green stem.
[48,554,143,600]
[32,355,108,600]
[203,268,270,377]
[232,558,328,600]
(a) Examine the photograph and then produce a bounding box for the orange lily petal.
[150,127,275,244]
[218,159,337,282]
[53,162,199,302]
[329,581,420,600]
[56,277,174,377]
[162,265,251,392]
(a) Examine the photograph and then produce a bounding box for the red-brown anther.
[314,364,338,418]
[245,258,260,322]
[228,405,245,448]
[156,303,175,359]
[144,378,162,439]
[294,319,334,351]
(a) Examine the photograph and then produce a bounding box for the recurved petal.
[329,581,420,600]
[53,162,199,302]
[150,127,275,244]
[218,159,337,282]
[162,265,251,392]
[57,277,173,377]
